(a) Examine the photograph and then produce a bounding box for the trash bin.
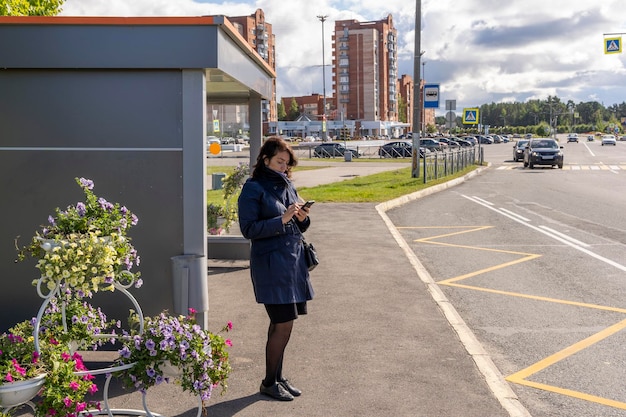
[212,172,226,190]
[344,151,352,162]
[171,254,207,315]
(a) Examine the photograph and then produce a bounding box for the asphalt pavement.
[80,156,534,417]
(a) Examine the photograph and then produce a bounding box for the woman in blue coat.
[237,136,314,401]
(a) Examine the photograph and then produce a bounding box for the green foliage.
[298,166,477,203]
[289,98,300,120]
[114,309,232,408]
[277,98,287,121]
[16,177,140,297]
[0,0,64,16]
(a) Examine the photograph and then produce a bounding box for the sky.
[60,0,626,116]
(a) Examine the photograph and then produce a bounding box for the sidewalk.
[199,161,531,417]
[92,159,531,416]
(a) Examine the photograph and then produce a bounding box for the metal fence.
[293,144,483,184]
[421,147,481,182]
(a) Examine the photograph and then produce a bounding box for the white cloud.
[60,0,626,114]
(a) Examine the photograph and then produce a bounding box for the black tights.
[262,320,294,386]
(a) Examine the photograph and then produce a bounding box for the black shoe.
[279,379,301,396]
[260,382,294,401]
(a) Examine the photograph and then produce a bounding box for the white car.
[601,135,617,146]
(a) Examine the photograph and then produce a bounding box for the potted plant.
[219,162,249,232]
[16,177,141,297]
[33,343,100,417]
[114,308,232,409]
[37,292,117,352]
[207,203,225,235]
[0,320,46,410]
[0,310,105,415]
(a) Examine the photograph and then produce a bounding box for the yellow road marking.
[407,225,626,410]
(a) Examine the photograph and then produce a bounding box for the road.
[386,137,626,417]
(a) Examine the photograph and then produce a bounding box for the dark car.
[460,136,477,146]
[418,138,444,152]
[437,138,460,149]
[477,135,494,144]
[512,140,529,162]
[523,138,563,169]
[456,139,473,147]
[313,142,361,158]
[378,141,424,158]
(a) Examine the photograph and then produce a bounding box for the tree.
[0,0,64,16]
[277,99,287,121]
[288,98,299,121]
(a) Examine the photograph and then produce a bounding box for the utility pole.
[317,15,328,141]
[411,0,423,178]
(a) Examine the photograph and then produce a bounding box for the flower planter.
[207,235,250,260]
[0,374,46,408]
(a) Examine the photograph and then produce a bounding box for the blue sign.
[423,84,440,108]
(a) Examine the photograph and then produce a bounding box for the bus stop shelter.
[0,16,274,329]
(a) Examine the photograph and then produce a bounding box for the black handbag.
[302,236,319,271]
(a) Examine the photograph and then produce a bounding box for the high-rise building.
[227,9,276,133]
[332,15,398,123]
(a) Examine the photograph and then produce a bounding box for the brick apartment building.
[227,9,276,134]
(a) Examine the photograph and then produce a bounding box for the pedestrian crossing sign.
[463,108,479,125]
[604,37,622,54]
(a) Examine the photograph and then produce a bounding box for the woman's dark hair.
[252,136,298,178]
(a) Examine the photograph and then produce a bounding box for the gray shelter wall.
[0,16,273,331]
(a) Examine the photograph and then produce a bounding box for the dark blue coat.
[237,168,314,305]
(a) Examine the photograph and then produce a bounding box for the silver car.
[601,135,617,146]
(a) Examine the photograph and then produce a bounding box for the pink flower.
[88,383,98,394]
[188,308,197,315]
[76,402,87,412]
[69,381,80,391]
[63,396,73,407]
[225,339,233,347]
[227,321,233,330]
[61,352,71,361]
[5,372,14,382]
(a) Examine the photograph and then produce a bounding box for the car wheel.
[558,163,563,169]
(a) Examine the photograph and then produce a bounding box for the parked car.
[460,136,477,146]
[566,133,579,143]
[313,142,361,158]
[436,138,460,149]
[378,141,424,158]
[512,140,529,162]
[619,136,626,141]
[523,138,564,169]
[477,135,494,144]
[601,135,617,146]
[587,135,594,141]
[456,139,473,147]
[419,138,444,152]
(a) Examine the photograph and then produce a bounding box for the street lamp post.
[317,15,328,141]
[421,61,426,133]
[411,0,423,178]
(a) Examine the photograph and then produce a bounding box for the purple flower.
[145,339,155,351]
[79,177,94,190]
[97,197,114,211]
[48,215,56,226]
[77,202,87,217]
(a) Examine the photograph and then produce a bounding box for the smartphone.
[302,200,315,209]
